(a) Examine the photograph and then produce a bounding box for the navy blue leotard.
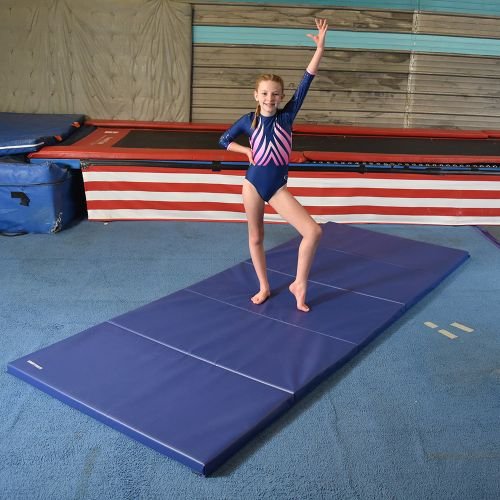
[219,71,315,202]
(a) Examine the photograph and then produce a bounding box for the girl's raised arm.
[306,18,328,75]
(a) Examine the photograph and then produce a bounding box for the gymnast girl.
[219,18,328,312]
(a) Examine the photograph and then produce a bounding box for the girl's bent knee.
[315,223,322,240]
[308,222,322,243]
[248,230,265,247]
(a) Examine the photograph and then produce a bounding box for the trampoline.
[8,222,469,475]
[30,120,500,225]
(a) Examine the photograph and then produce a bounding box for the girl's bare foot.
[251,288,271,305]
[289,281,310,312]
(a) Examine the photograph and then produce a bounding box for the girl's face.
[254,80,284,117]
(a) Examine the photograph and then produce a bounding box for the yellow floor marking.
[438,329,458,340]
[424,321,438,329]
[451,322,474,333]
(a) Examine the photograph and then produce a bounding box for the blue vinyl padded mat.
[0,113,85,156]
[7,223,469,475]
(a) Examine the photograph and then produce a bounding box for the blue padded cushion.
[0,113,85,156]
[0,160,74,234]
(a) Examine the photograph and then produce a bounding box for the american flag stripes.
[82,164,500,225]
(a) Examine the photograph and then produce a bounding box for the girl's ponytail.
[251,104,260,129]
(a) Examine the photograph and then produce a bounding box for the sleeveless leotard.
[219,71,315,202]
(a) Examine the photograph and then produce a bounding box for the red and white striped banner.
[82,165,500,225]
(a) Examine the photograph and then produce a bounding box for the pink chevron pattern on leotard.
[250,121,292,166]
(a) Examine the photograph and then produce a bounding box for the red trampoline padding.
[85,120,490,139]
[31,126,308,162]
[31,122,500,164]
[291,123,488,139]
[86,120,229,132]
[485,130,500,139]
[303,151,500,165]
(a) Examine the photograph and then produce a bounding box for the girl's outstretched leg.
[269,187,322,311]
[242,180,271,304]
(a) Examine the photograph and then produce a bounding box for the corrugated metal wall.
[191,2,500,129]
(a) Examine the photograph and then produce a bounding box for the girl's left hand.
[307,18,328,48]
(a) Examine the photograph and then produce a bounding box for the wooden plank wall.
[411,14,500,128]
[191,3,500,129]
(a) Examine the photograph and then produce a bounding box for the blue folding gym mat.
[7,223,469,475]
[0,113,85,156]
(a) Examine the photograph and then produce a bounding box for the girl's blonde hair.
[251,74,285,129]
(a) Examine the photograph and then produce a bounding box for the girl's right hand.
[245,147,255,165]
[227,142,254,164]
